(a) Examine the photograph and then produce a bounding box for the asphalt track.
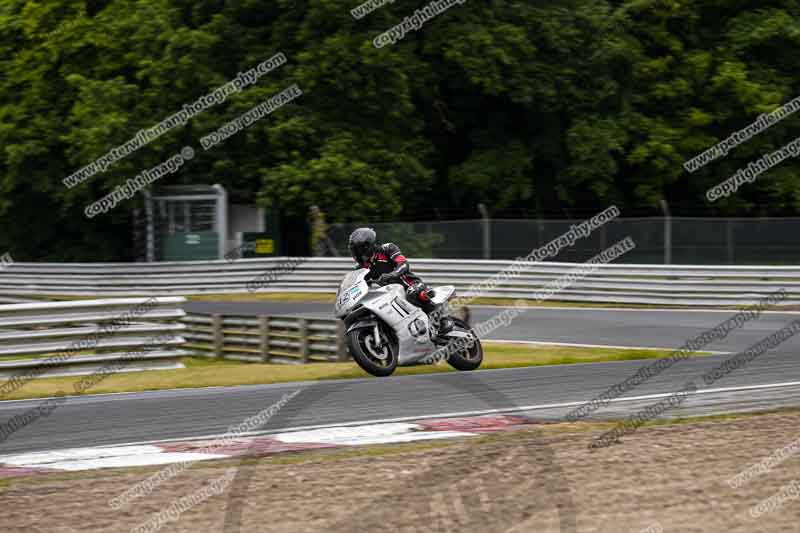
[1,304,800,455]
[185,301,796,351]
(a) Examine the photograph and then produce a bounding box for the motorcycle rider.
[348,227,453,336]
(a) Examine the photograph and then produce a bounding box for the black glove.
[377,273,396,285]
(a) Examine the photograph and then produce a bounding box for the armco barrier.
[182,308,472,364]
[1,257,800,306]
[183,313,347,363]
[0,297,190,379]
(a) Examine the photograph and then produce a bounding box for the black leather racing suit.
[358,243,436,314]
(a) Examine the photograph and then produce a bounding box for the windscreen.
[339,268,368,291]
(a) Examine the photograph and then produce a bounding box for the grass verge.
[0,342,707,401]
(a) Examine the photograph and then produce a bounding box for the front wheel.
[444,318,483,371]
[346,323,398,377]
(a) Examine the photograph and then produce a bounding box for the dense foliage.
[2,0,800,260]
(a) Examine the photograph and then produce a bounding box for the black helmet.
[349,227,378,265]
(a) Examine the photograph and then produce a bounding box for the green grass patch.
[0,350,99,362]
[0,342,707,401]
[0,354,56,361]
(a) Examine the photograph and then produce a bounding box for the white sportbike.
[334,268,483,376]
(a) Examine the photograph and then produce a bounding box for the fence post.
[259,316,271,363]
[213,184,228,260]
[726,219,734,265]
[536,217,544,251]
[478,203,491,260]
[336,321,349,361]
[143,190,155,262]
[212,314,223,358]
[660,199,672,264]
[298,318,309,363]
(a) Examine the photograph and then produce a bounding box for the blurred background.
[2,0,800,263]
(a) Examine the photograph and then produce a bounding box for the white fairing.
[334,269,370,318]
[335,270,459,366]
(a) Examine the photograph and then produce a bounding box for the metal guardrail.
[183,312,347,363]
[2,257,800,306]
[0,297,190,378]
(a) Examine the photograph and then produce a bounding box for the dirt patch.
[4,411,800,532]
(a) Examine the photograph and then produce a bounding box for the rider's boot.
[426,303,454,339]
[437,316,454,336]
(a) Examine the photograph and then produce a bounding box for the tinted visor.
[350,242,373,264]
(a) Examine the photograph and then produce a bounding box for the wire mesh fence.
[328,217,800,265]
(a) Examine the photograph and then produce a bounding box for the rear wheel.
[444,318,483,371]
[346,323,398,377]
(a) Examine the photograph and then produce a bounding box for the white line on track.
[57,380,800,451]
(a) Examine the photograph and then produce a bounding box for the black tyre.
[444,318,483,371]
[346,324,398,377]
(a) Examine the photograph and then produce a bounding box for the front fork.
[373,323,382,347]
